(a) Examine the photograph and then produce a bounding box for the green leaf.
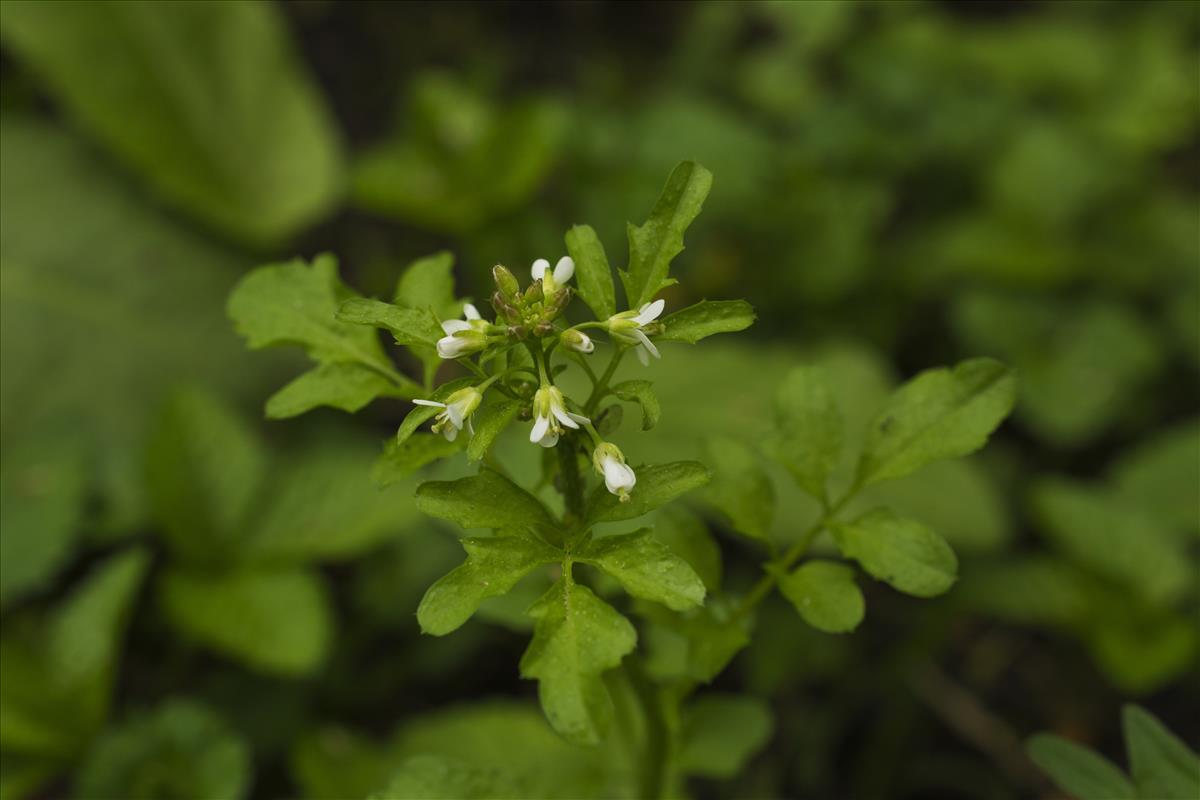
[373,434,463,486]
[1123,704,1200,800]
[585,461,711,526]
[857,358,1016,486]
[1031,479,1189,607]
[0,1,342,245]
[519,579,636,745]
[76,699,251,800]
[677,695,773,779]
[0,754,59,800]
[833,509,958,598]
[657,300,756,344]
[394,378,475,447]
[1109,418,1200,536]
[145,389,266,563]
[703,437,774,540]
[1027,734,1136,800]
[416,470,555,532]
[267,363,407,419]
[770,365,843,499]
[610,380,660,431]
[683,605,751,684]
[418,532,560,636]
[564,225,616,320]
[621,161,714,308]
[336,298,443,348]
[159,566,332,676]
[774,560,864,634]
[578,529,705,611]
[467,398,523,462]
[370,755,521,800]
[394,251,460,321]
[654,507,722,592]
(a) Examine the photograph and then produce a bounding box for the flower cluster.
[416,256,666,501]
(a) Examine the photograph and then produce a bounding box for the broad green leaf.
[418,532,560,635]
[610,380,660,431]
[75,699,251,800]
[857,358,1016,486]
[520,579,636,745]
[394,251,460,321]
[654,507,722,592]
[1109,418,1200,536]
[394,378,474,447]
[1123,704,1200,800]
[416,470,555,532]
[703,437,774,540]
[370,755,521,800]
[0,1,342,245]
[1031,479,1189,607]
[771,365,842,499]
[267,363,408,419]
[657,300,756,344]
[159,566,332,676]
[145,389,266,563]
[774,560,864,634]
[578,529,705,611]
[564,225,616,320]
[228,255,398,379]
[621,161,714,308]
[585,461,711,525]
[677,695,773,779]
[467,398,523,462]
[337,298,443,347]
[373,435,463,487]
[833,509,958,598]
[1027,734,1136,800]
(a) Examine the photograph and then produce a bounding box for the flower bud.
[561,329,594,354]
[592,442,636,501]
[523,281,544,305]
[492,265,520,299]
[436,329,488,359]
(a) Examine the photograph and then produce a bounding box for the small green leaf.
[416,470,555,532]
[266,363,409,419]
[564,224,616,321]
[159,566,331,676]
[833,509,958,598]
[519,579,636,745]
[394,251,460,321]
[657,300,756,344]
[620,161,713,308]
[370,755,521,800]
[677,695,773,779]
[775,560,864,634]
[770,365,842,499]
[467,398,523,462]
[684,605,751,684]
[703,437,774,540]
[579,529,705,611]
[585,461,711,525]
[857,358,1016,486]
[1109,418,1200,536]
[1123,704,1200,800]
[1027,734,1136,800]
[337,298,443,347]
[610,380,660,430]
[373,435,463,487]
[418,532,560,636]
[654,507,722,592]
[395,378,475,447]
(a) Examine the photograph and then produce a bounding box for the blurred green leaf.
[579,529,705,611]
[1123,704,1200,800]
[657,300,756,344]
[371,755,521,800]
[393,252,460,322]
[519,580,636,745]
[610,380,660,431]
[585,461,710,526]
[372,434,463,486]
[416,470,555,532]
[292,728,396,800]
[267,363,402,419]
[702,437,775,541]
[1109,418,1200,536]
[417,532,559,636]
[958,557,1089,627]
[75,699,251,800]
[0,754,59,800]
[159,566,332,676]
[1027,734,1135,800]
[0,0,342,245]
[857,358,1016,486]
[677,694,773,779]
[770,365,843,500]
[833,508,957,598]
[466,398,523,462]
[653,507,722,592]
[565,225,616,321]
[774,560,864,634]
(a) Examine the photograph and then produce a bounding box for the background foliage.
[0,1,1196,799]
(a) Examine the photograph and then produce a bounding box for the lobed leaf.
[857,358,1016,486]
[610,380,660,430]
[565,224,616,321]
[1027,734,1135,800]
[833,509,958,598]
[770,365,843,499]
[657,300,756,344]
[1123,704,1200,800]
[467,398,524,462]
[585,461,711,526]
[578,529,705,611]
[416,470,555,532]
[266,363,411,419]
[774,560,864,634]
[337,298,443,347]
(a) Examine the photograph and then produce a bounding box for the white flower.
[531,256,575,294]
[592,442,636,502]
[412,387,483,442]
[437,303,489,359]
[607,299,664,366]
[529,385,588,448]
[561,328,594,354]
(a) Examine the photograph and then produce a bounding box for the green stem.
[584,346,625,414]
[558,437,585,523]
[626,658,671,800]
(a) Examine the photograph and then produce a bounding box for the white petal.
[443,424,458,442]
[632,329,660,360]
[437,336,464,359]
[441,319,471,335]
[531,258,549,280]
[604,460,636,494]
[445,405,464,428]
[537,432,559,448]
[530,413,550,444]
[412,399,445,408]
[566,412,591,425]
[552,404,579,429]
[634,299,665,325]
[553,256,575,284]
[463,303,482,320]
[636,344,650,366]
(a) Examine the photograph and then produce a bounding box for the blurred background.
[1,1,1197,798]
